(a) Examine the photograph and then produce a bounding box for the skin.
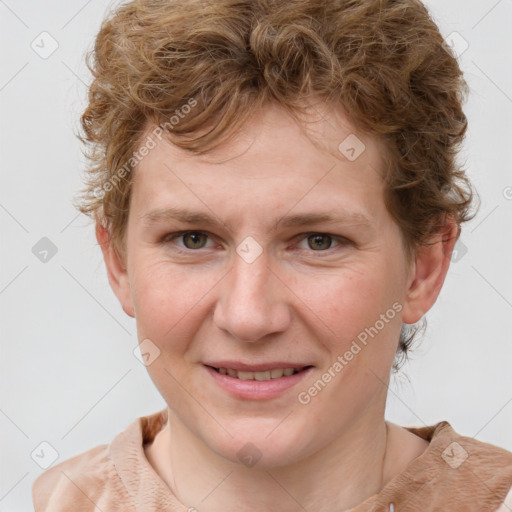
[98,102,457,511]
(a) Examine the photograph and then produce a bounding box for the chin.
[205,421,313,469]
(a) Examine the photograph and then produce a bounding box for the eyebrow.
[139,207,373,232]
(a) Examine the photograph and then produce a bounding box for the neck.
[148,407,394,512]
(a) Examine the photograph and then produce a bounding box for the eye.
[162,230,350,255]
[305,233,334,251]
[295,233,347,252]
[164,231,214,251]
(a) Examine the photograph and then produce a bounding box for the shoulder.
[495,485,512,512]
[32,409,168,511]
[415,420,512,469]
[405,421,512,510]
[31,441,131,512]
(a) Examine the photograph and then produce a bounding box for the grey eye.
[306,234,333,251]
[181,232,208,249]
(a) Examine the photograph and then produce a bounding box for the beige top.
[32,408,512,511]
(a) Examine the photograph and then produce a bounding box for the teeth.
[216,367,302,381]
[271,368,284,379]
[255,370,271,381]
[237,371,254,381]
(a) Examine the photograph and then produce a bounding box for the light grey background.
[1,0,511,510]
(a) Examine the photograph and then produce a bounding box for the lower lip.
[204,365,313,400]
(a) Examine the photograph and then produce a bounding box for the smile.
[204,364,314,400]
[210,367,308,381]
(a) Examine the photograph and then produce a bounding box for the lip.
[204,364,314,400]
[203,361,311,372]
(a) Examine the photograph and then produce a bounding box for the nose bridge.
[232,248,271,301]
[214,243,289,342]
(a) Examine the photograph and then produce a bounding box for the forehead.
[130,103,387,222]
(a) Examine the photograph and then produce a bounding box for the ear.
[96,224,135,318]
[402,215,459,324]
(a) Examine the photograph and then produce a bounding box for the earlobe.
[401,216,459,324]
[95,224,135,318]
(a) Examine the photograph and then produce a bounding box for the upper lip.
[204,361,313,372]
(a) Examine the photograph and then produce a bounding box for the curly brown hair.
[74,0,479,372]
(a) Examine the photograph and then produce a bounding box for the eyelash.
[162,230,351,256]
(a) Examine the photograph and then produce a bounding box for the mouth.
[206,365,312,381]
[203,363,314,400]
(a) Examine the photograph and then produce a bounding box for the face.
[101,103,452,468]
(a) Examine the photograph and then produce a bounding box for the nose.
[213,247,291,342]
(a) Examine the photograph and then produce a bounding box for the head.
[75,0,478,466]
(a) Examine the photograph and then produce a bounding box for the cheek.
[293,264,399,338]
[295,264,404,385]
[292,269,403,425]
[129,258,217,402]
[129,257,219,348]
